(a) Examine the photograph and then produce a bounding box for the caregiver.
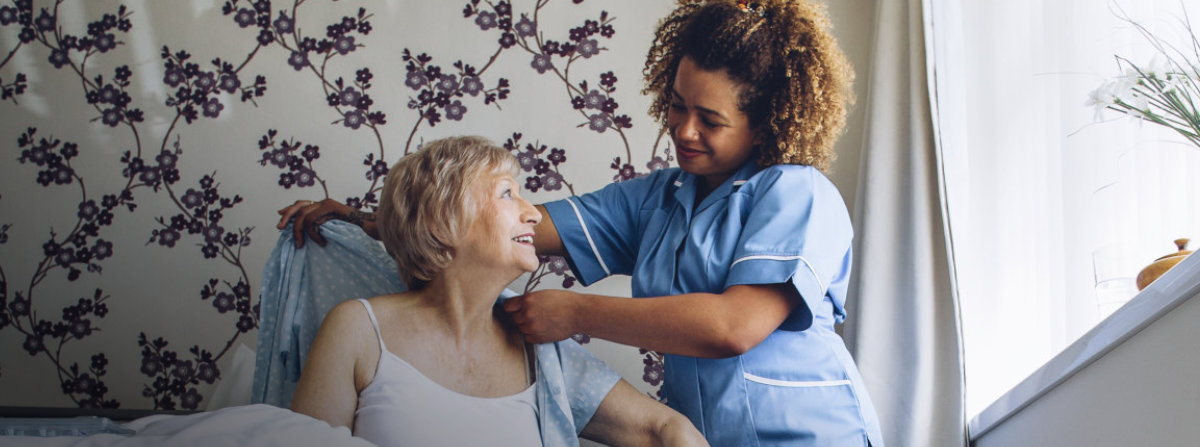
[280,1,884,445]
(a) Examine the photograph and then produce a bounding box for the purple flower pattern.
[138,333,219,411]
[0,1,274,410]
[160,48,266,124]
[640,348,666,397]
[1,0,677,409]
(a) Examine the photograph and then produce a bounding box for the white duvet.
[0,404,376,447]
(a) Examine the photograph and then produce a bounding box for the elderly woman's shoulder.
[320,299,370,329]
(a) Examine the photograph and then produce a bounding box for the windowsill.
[967,253,1200,440]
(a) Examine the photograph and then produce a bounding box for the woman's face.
[458,171,541,275]
[667,56,759,191]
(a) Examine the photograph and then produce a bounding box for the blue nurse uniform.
[543,160,885,447]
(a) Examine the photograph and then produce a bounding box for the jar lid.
[1154,238,1192,261]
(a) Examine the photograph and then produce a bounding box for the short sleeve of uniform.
[543,171,669,285]
[724,166,854,326]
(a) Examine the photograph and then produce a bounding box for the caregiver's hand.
[503,289,584,343]
[276,199,360,248]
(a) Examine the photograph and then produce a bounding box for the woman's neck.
[413,272,511,342]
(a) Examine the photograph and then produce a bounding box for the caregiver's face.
[667,56,759,192]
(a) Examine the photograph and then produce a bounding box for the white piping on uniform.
[730,254,825,294]
[744,372,851,388]
[565,198,611,275]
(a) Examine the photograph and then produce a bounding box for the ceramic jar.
[1135,238,1193,290]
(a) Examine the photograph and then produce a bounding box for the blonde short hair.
[378,136,519,290]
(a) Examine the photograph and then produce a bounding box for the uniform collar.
[672,160,760,215]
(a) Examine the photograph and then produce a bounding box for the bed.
[0,404,374,446]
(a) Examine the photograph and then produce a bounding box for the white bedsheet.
[0,404,376,447]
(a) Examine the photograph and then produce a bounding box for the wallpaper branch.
[0,0,676,410]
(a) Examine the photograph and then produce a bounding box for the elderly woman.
[289,136,706,446]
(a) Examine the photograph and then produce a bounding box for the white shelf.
[968,254,1200,439]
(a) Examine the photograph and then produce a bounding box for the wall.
[0,0,875,413]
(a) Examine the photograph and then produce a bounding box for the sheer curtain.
[927,0,1200,418]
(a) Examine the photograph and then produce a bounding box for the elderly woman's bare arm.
[290,301,372,429]
[580,379,709,446]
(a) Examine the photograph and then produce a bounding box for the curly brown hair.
[643,0,854,172]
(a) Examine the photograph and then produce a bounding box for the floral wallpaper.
[0,0,683,410]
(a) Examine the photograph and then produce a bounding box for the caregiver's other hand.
[276,199,357,248]
[503,289,584,343]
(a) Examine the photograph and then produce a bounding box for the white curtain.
[927,0,1200,422]
[842,0,967,445]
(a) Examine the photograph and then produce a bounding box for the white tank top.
[351,299,541,446]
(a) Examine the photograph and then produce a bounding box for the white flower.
[1143,54,1169,79]
[1162,72,1186,94]
[1112,69,1141,100]
[1085,80,1117,121]
[1086,9,1200,149]
[1125,91,1150,119]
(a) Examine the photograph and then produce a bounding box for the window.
[931,0,1200,417]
